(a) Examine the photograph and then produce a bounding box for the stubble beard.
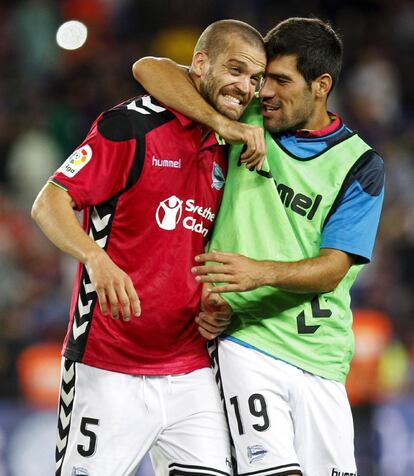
[264,98,314,134]
[200,71,242,121]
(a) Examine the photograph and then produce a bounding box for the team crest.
[60,144,93,178]
[71,467,89,476]
[211,161,225,190]
[247,445,268,463]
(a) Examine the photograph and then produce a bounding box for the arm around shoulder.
[131,56,266,168]
[132,56,225,131]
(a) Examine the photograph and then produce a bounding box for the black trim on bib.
[273,130,356,161]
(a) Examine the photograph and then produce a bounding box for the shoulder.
[351,149,385,196]
[98,95,175,141]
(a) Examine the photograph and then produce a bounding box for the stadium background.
[0,0,413,474]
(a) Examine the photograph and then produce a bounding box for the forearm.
[132,57,225,131]
[133,57,266,169]
[31,183,105,265]
[32,182,141,320]
[259,253,352,293]
[193,249,354,294]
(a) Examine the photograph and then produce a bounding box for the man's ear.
[313,73,333,98]
[191,50,210,77]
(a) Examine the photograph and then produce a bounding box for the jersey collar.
[295,113,341,138]
[162,103,226,147]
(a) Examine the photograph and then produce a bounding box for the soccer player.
[132,17,384,476]
[31,20,266,476]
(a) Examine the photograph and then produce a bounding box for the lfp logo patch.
[60,144,92,177]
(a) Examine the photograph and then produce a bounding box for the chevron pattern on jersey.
[64,200,118,361]
[89,206,112,250]
[71,272,96,343]
[55,359,76,475]
[69,205,111,343]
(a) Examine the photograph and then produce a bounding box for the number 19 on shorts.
[229,393,270,435]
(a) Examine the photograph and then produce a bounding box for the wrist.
[260,261,279,287]
[208,110,230,134]
[84,247,106,267]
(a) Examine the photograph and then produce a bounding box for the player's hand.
[196,285,233,340]
[86,250,141,321]
[215,118,266,171]
[192,251,266,293]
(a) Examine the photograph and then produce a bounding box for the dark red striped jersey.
[50,95,227,375]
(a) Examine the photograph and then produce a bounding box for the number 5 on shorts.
[78,417,100,457]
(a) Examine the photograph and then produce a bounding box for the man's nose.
[237,75,251,94]
[259,78,274,99]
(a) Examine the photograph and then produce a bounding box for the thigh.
[151,368,232,476]
[218,339,303,476]
[294,374,357,476]
[57,358,160,476]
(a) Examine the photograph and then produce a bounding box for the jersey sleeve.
[321,151,385,263]
[50,109,138,210]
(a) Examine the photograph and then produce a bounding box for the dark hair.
[264,17,343,90]
[195,19,264,62]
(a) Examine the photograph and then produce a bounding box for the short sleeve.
[321,151,385,263]
[50,109,137,210]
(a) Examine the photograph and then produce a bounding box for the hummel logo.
[331,469,357,476]
[152,155,182,169]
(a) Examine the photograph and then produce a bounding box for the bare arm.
[31,182,140,320]
[132,57,265,169]
[191,248,354,294]
[134,58,223,132]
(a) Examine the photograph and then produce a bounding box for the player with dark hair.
[31,19,266,476]
[132,17,384,476]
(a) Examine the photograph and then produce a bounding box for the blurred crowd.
[0,0,413,474]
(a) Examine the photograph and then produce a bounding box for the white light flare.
[56,20,88,50]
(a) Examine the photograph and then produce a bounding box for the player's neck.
[301,109,332,132]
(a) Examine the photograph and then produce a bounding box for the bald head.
[194,19,264,63]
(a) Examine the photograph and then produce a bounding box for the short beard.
[264,99,313,134]
[265,116,308,134]
[200,71,241,121]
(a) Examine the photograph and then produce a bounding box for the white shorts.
[216,339,357,476]
[56,358,232,476]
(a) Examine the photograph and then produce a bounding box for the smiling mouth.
[222,94,243,106]
[262,103,280,112]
